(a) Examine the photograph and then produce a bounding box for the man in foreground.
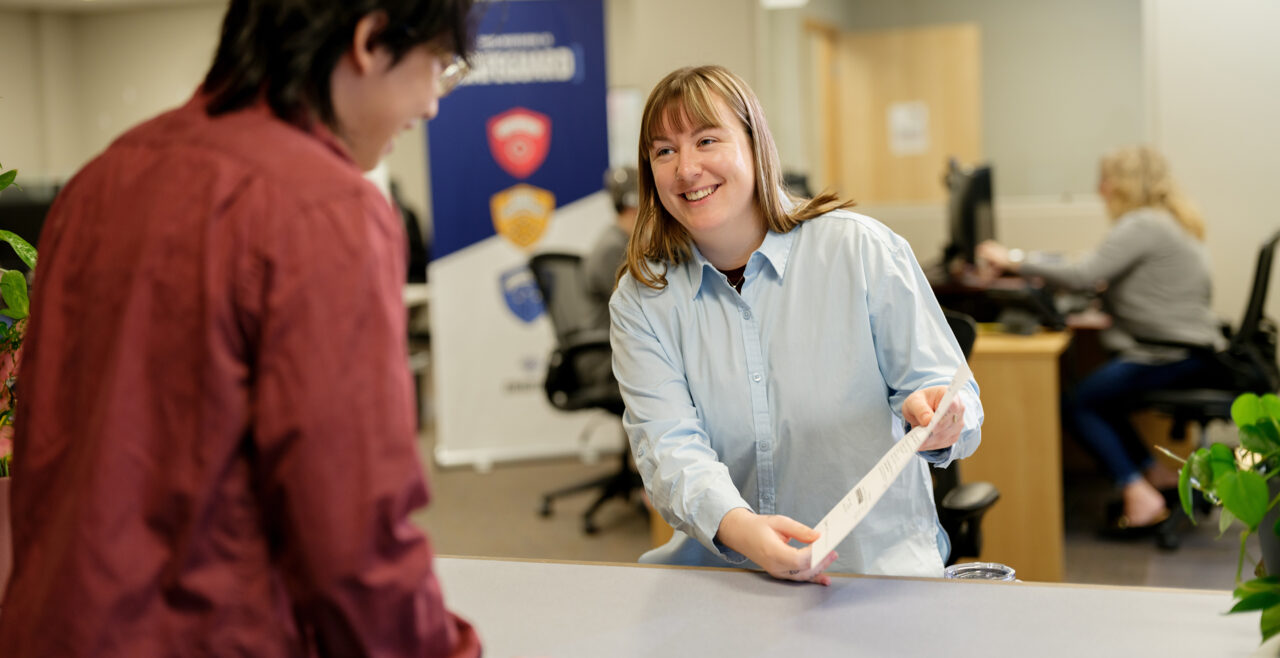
[0,1,481,655]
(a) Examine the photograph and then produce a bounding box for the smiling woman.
[646,96,760,268]
[625,65,851,290]
[610,65,985,585]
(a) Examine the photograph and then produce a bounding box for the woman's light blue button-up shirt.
[609,210,983,577]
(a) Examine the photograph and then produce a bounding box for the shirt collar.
[190,88,359,169]
[687,227,797,300]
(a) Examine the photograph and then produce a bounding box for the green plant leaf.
[1235,393,1264,427]
[1263,602,1280,642]
[1236,576,1280,598]
[1236,393,1264,427]
[1262,394,1280,421]
[1189,448,1213,490]
[1179,460,1195,520]
[0,169,15,192]
[0,270,28,320]
[1218,469,1269,530]
[1219,508,1238,537]
[0,230,37,271]
[1209,442,1239,480]
[1241,422,1280,457]
[1232,591,1280,613]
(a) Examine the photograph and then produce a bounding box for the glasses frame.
[437,55,470,98]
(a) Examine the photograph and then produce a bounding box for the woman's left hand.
[903,386,965,452]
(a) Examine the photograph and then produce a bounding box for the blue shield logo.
[500,265,544,323]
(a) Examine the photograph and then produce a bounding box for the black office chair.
[936,309,1001,565]
[1140,229,1280,454]
[528,252,643,534]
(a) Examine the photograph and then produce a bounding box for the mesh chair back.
[528,253,597,347]
[1220,230,1280,393]
[1234,230,1279,349]
[528,252,624,415]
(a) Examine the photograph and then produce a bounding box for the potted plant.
[1166,392,1280,644]
[0,159,35,600]
[0,160,32,475]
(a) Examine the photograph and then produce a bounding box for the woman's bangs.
[643,78,726,148]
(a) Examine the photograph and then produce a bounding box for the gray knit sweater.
[1020,207,1224,363]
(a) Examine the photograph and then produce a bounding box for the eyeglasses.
[437,54,470,97]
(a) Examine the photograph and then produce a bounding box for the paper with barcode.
[809,363,973,569]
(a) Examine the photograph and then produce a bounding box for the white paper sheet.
[809,363,973,569]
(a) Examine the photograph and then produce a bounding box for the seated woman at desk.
[977,145,1221,534]
[609,65,983,583]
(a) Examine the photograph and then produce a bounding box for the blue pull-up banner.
[426,0,618,470]
[428,0,608,260]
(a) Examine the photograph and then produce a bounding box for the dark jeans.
[1063,354,1213,487]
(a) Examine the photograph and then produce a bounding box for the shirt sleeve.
[609,275,751,563]
[1019,213,1151,291]
[863,232,983,469]
[248,190,479,657]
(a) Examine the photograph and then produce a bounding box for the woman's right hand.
[715,508,838,585]
[976,240,1018,274]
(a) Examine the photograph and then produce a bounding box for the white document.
[809,363,973,569]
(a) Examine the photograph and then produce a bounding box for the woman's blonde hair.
[1099,145,1205,241]
[624,65,853,289]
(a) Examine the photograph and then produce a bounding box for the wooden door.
[812,23,982,204]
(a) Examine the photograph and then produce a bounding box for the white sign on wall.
[888,101,930,156]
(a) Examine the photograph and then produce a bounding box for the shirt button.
[752,373,762,382]
[761,441,771,450]
[743,309,752,320]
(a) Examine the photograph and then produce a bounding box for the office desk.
[435,556,1255,657]
[965,330,1071,582]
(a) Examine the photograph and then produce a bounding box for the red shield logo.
[487,108,551,179]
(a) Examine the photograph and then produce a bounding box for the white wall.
[73,4,226,163]
[604,0,759,94]
[1144,0,1280,322]
[0,4,226,184]
[0,12,46,178]
[35,13,80,182]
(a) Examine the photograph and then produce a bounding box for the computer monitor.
[943,159,994,267]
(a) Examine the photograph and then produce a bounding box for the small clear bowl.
[943,561,1017,581]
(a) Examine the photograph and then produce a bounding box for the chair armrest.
[544,330,624,415]
[941,481,1000,514]
[558,329,612,359]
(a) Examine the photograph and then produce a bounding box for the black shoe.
[1099,499,1173,540]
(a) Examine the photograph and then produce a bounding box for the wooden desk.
[965,329,1072,582]
[435,556,1255,657]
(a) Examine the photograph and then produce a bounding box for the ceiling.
[0,0,220,11]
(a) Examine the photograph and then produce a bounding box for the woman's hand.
[903,386,966,452]
[976,240,1018,274]
[715,508,839,585]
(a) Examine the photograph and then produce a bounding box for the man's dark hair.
[203,0,476,127]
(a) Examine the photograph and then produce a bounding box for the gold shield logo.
[490,184,555,250]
